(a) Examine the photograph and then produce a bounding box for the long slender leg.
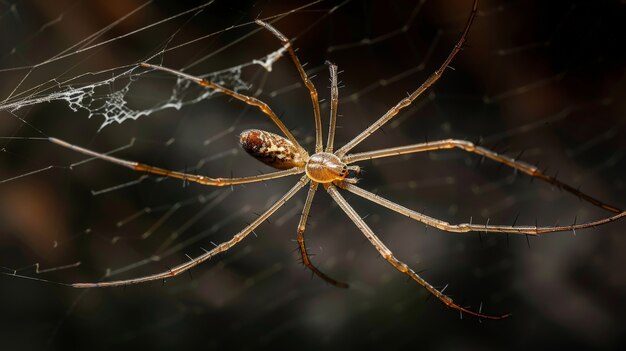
[72,176,309,288]
[140,63,304,153]
[297,182,349,288]
[325,184,509,320]
[334,0,478,157]
[342,139,622,213]
[325,61,339,153]
[255,20,323,153]
[50,137,303,187]
[340,182,626,235]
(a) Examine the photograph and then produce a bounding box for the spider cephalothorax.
[305,152,348,183]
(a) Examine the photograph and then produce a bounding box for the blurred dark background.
[1,0,625,350]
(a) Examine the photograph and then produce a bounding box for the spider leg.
[334,0,478,158]
[339,182,626,235]
[72,176,309,288]
[139,63,304,153]
[342,139,622,213]
[325,183,509,320]
[255,20,323,153]
[325,61,339,153]
[297,182,349,288]
[50,137,304,187]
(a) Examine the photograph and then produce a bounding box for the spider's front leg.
[343,139,622,214]
[334,0,479,158]
[339,182,626,235]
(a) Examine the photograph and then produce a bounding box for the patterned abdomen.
[239,130,307,170]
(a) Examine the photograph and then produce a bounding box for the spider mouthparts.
[342,178,359,185]
[347,165,361,175]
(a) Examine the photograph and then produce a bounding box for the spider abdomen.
[239,129,307,170]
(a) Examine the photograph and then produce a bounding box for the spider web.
[0,2,282,130]
[1,0,625,350]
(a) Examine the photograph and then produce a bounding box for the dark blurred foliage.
[1,0,625,350]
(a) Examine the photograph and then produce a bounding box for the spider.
[47,0,625,320]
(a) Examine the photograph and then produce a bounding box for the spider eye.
[340,165,348,177]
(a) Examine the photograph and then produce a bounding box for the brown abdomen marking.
[239,130,307,170]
